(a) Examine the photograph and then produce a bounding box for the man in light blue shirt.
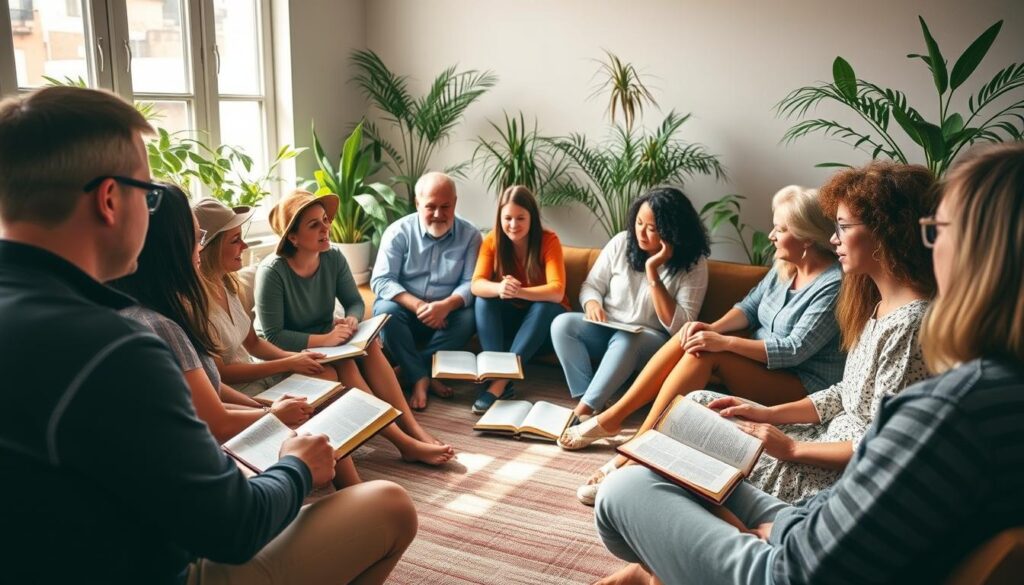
[372,172,482,410]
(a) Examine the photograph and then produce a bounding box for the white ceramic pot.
[334,242,372,285]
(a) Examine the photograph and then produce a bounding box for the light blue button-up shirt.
[370,213,482,306]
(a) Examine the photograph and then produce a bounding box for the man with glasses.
[0,87,415,583]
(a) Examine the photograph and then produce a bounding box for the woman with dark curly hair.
[564,185,846,505]
[550,186,711,422]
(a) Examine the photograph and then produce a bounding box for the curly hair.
[819,161,938,350]
[626,186,710,275]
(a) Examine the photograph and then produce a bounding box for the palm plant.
[777,18,1023,177]
[590,50,658,132]
[541,111,725,238]
[700,194,774,266]
[472,111,570,197]
[350,49,498,200]
[309,121,411,246]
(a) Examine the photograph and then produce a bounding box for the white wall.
[355,0,1023,261]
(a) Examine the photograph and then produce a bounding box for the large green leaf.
[950,20,1002,90]
[918,16,948,94]
[942,113,964,139]
[833,57,858,102]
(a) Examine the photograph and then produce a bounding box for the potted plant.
[309,120,412,283]
[472,111,570,198]
[700,194,774,266]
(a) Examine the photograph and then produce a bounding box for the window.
[0,0,277,198]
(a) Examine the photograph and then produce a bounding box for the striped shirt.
[734,263,845,392]
[769,358,1024,584]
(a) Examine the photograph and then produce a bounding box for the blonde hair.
[772,185,836,277]
[198,232,240,296]
[921,143,1024,373]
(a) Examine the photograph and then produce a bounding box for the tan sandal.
[576,458,620,506]
[558,417,615,450]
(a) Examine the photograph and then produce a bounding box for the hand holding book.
[279,432,336,486]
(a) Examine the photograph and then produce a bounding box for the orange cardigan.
[472,230,570,310]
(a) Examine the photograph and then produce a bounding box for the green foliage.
[147,127,304,207]
[472,111,570,198]
[777,18,1022,176]
[541,111,726,238]
[41,74,160,122]
[590,50,658,132]
[699,194,774,266]
[350,49,498,199]
[308,121,412,246]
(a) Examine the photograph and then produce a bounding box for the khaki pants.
[187,480,417,585]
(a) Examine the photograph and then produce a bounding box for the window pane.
[11,0,92,88]
[126,0,189,94]
[144,99,192,135]
[213,0,260,95]
[219,100,265,178]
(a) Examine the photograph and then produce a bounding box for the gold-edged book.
[617,395,764,505]
[223,388,400,474]
[473,399,574,441]
[431,350,524,382]
[252,374,345,410]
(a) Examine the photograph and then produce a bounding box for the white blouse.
[209,289,253,366]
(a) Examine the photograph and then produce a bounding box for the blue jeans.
[373,299,476,385]
[595,466,784,585]
[550,312,668,410]
[474,297,565,363]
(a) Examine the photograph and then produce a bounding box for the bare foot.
[593,563,654,585]
[410,426,447,446]
[399,440,456,466]
[429,378,454,399]
[409,379,429,411]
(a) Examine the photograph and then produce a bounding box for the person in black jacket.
[0,86,416,584]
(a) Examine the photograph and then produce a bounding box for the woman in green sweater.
[255,190,454,466]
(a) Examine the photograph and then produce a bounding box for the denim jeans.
[474,297,565,363]
[550,312,668,410]
[373,299,476,385]
[595,466,783,585]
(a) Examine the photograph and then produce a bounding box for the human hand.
[279,433,336,486]
[270,395,314,426]
[285,352,326,375]
[584,300,607,323]
[322,321,355,346]
[645,241,674,271]
[678,321,712,348]
[682,330,731,354]
[708,396,773,423]
[334,316,359,329]
[416,301,452,329]
[498,275,521,300]
[735,421,795,460]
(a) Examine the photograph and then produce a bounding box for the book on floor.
[252,374,345,410]
[617,395,764,505]
[223,388,401,474]
[431,350,524,382]
[305,314,390,363]
[583,317,643,334]
[474,399,575,441]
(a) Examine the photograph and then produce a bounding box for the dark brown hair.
[493,185,545,283]
[0,86,152,226]
[819,161,938,350]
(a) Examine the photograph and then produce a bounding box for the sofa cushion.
[700,261,770,323]
[945,528,1024,585]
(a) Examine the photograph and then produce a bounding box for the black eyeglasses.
[82,175,165,213]
[919,215,950,249]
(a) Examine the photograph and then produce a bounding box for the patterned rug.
[348,364,644,585]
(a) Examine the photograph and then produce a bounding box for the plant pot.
[334,242,371,285]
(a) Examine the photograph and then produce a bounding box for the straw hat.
[268,190,340,255]
[192,198,255,247]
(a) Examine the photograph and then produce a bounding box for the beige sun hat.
[192,198,255,248]
[267,189,340,255]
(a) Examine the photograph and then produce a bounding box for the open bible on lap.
[306,314,391,363]
[223,388,400,473]
[617,395,764,504]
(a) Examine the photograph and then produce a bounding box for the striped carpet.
[347,364,644,584]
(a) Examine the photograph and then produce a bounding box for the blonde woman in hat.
[255,190,455,466]
[195,198,332,393]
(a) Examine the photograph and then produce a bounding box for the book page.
[310,343,364,363]
[253,374,338,405]
[434,351,480,377]
[223,414,295,472]
[476,400,533,430]
[477,351,521,378]
[626,431,738,494]
[583,317,643,334]
[658,398,762,470]
[348,314,387,347]
[519,401,574,439]
[298,389,390,450]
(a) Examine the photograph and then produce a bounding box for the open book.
[474,400,575,441]
[223,388,400,473]
[307,314,390,363]
[252,374,345,410]
[617,396,764,504]
[431,351,524,382]
[583,317,643,334]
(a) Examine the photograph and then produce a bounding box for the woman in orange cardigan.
[470,185,570,413]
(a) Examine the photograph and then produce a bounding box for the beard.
[423,219,452,238]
